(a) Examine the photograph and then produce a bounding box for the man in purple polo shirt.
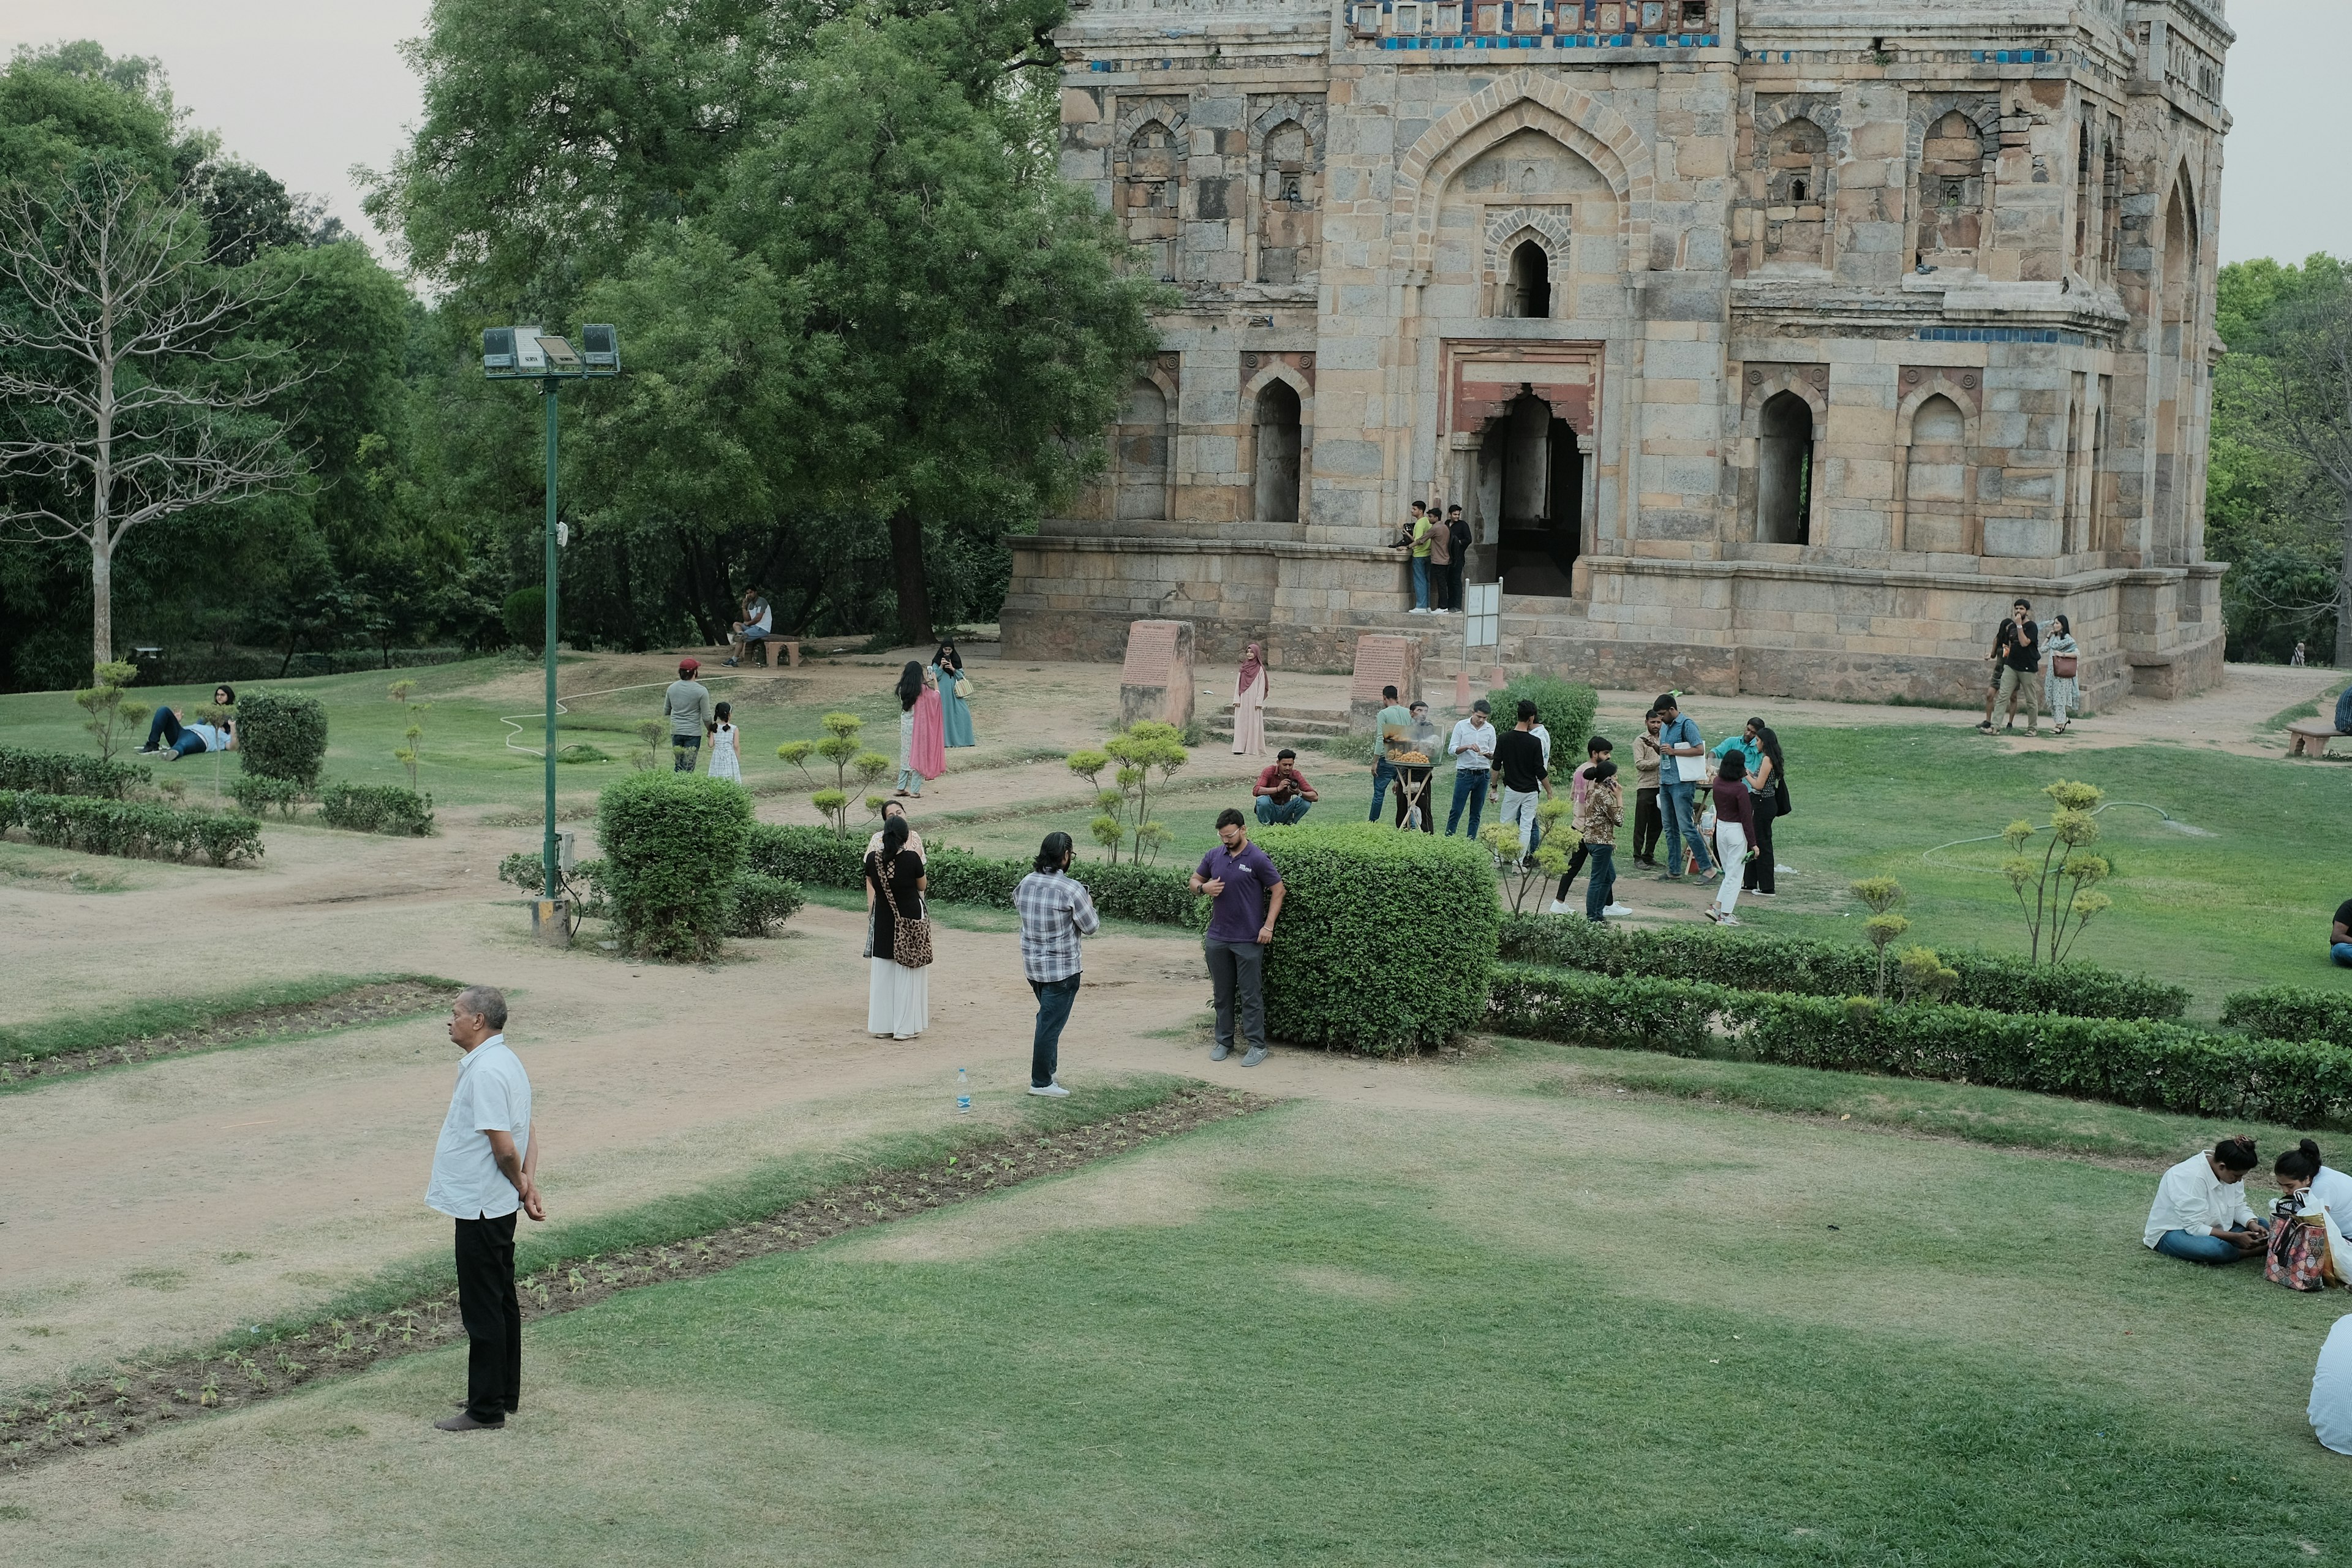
[1189,807,1286,1066]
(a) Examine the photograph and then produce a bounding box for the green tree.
[2000,780,2114,966]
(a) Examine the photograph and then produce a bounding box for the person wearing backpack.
[2143,1137,2269,1264]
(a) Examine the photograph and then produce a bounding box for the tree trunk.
[89,537,113,674]
[2338,492,2352,669]
[889,507,931,646]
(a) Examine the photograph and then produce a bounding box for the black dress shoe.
[435,1411,505,1431]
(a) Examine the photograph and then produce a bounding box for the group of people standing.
[1395,500,1474,615]
[891,642,976,798]
[1978,597,2083,736]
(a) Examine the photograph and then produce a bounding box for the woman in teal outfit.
[930,640,975,749]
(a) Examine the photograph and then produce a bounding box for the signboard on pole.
[1464,582,1500,649]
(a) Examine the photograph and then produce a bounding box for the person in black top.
[2332,900,2352,968]
[1977,597,2042,735]
[1491,700,1551,862]
[1445,505,1471,612]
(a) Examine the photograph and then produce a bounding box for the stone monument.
[1117,619,1195,731]
[1348,634,1422,737]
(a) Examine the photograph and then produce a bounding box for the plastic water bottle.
[956,1067,971,1115]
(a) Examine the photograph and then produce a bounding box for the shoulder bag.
[2051,649,2079,679]
[2268,1194,2339,1292]
[954,676,974,699]
[877,858,933,969]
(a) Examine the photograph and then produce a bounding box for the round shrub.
[1485,673,1598,785]
[597,772,755,961]
[725,872,805,937]
[503,586,546,650]
[1249,822,1500,1055]
[318,782,435,835]
[236,689,330,790]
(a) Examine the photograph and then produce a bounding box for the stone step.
[1205,715,1352,739]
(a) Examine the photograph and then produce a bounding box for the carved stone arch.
[1112,102,1189,152]
[1752,93,1845,152]
[1248,97,1327,287]
[1902,93,1999,165]
[1480,206,1575,286]
[1240,360,1315,526]
[1738,365,1828,437]
[1891,368,1986,554]
[1248,96,1326,151]
[1390,70,1652,276]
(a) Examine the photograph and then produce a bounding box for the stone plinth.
[1116,619,1195,730]
[1346,634,1422,735]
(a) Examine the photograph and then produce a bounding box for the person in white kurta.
[1232,643,1268,758]
[2312,1316,2352,1454]
[2143,1139,2266,1264]
[706,706,742,782]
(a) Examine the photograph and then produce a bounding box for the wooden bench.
[727,633,803,668]
[2286,718,2345,758]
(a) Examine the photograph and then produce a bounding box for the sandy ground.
[0,652,2338,1394]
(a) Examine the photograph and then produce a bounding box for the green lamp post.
[481,323,620,901]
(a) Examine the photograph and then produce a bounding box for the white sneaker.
[1603,903,1632,917]
[1027,1082,1070,1098]
[1718,915,1744,926]
[1547,899,1570,914]
[1703,908,1723,923]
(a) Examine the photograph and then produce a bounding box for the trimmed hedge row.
[229,773,306,818]
[744,824,1204,929]
[0,791,263,867]
[1253,822,1501,1055]
[0,745,150,800]
[318,782,435,835]
[2222,986,2352,1050]
[1496,913,2189,1022]
[499,850,802,940]
[1488,963,2352,1129]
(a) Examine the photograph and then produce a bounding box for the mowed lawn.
[6,1085,2346,1564]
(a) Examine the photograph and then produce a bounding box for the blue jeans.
[1585,843,1616,921]
[1255,795,1310,825]
[1660,778,1713,876]
[143,706,207,758]
[1029,972,1080,1087]
[1369,758,1398,821]
[2154,1229,2255,1264]
[1411,557,1430,610]
[1446,770,1488,837]
[2334,944,2352,968]
[672,733,701,772]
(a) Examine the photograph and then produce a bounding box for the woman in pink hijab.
[1232,641,1267,757]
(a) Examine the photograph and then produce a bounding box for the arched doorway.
[1506,239,1550,318]
[1480,389,1580,595]
[1253,380,1302,524]
[1755,391,1814,545]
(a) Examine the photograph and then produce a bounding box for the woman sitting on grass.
[2273,1139,2352,1286]
[139,685,236,759]
[2143,1136,2269,1264]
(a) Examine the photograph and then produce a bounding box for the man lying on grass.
[2143,1136,2269,1265]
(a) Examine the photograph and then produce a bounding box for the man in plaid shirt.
[1014,831,1099,1097]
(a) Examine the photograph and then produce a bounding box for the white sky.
[2,1,2342,271]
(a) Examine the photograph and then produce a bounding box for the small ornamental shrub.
[229,773,306,818]
[498,852,610,917]
[0,790,262,866]
[237,689,330,790]
[1494,913,2188,1021]
[503,586,546,650]
[598,772,754,960]
[1484,673,1598,786]
[74,660,144,763]
[2222,986,2352,1050]
[1250,823,1499,1054]
[0,744,149,799]
[318,782,435,835]
[1487,967,2352,1128]
[725,872,805,937]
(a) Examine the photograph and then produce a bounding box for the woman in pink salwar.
[909,666,947,790]
[1232,642,1268,757]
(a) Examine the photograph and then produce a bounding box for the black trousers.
[1742,792,1779,893]
[1632,788,1663,864]
[454,1212,521,1420]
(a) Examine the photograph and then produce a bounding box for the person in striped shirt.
[1014,832,1099,1097]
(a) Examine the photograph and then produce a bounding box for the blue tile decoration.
[1915,327,2086,346]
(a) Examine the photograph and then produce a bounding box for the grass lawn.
[8,1087,2346,1563]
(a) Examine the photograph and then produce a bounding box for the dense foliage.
[1495,914,2190,1020]
[725,872,807,938]
[235,689,330,788]
[597,772,755,960]
[2221,985,2352,1050]
[1485,674,1599,784]
[1251,823,1499,1055]
[0,744,149,799]
[745,823,1202,927]
[317,782,435,835]
[0,790,262,865]
[1488,965,2352,1129]
[227,772,305,817]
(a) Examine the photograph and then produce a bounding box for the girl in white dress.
[707,701,743,783]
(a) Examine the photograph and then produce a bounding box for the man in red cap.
[663,658,714,771]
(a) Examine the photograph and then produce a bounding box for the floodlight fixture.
[581,323,620,370]
[537,334,582,368]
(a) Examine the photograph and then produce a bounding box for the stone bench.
[2286,718,2345,758]
[726,632,802,668]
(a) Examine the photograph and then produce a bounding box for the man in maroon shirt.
[1191,809,1286,1065]
[1253,748,1318,824]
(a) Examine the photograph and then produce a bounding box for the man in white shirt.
[2311,1316,2352,1455]
[1445,699,1496,839]
[2142,1137,2266,1265]
[428,986,544,1431]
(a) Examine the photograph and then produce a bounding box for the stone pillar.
[1117,619,1196,730]
[1347,633,1422,735]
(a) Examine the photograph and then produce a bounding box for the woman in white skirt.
[1703,752,1758,926]
[864,816,930,1039]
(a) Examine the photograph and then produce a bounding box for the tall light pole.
[483,324,620,900]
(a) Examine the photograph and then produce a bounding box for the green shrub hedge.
[0,745,149,799]
[725,873,806,937]
[1488,964,2352,1128]
[744,823,1202,927]
[237,690,329,790]
[318,782,435,835]
[1249,823,1499,1054]
[229,773,306,818]
[1496,913,2188,1021]
[2222,986,2352,1049]
[0,791,263,867]
[1485,673,1598,785]
[598,773,754,960]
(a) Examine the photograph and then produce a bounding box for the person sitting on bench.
[140,687,238,760]
[724,590,774,668]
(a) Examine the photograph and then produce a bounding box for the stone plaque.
[1117,619,1195,731]
[1348,633,1422,736]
